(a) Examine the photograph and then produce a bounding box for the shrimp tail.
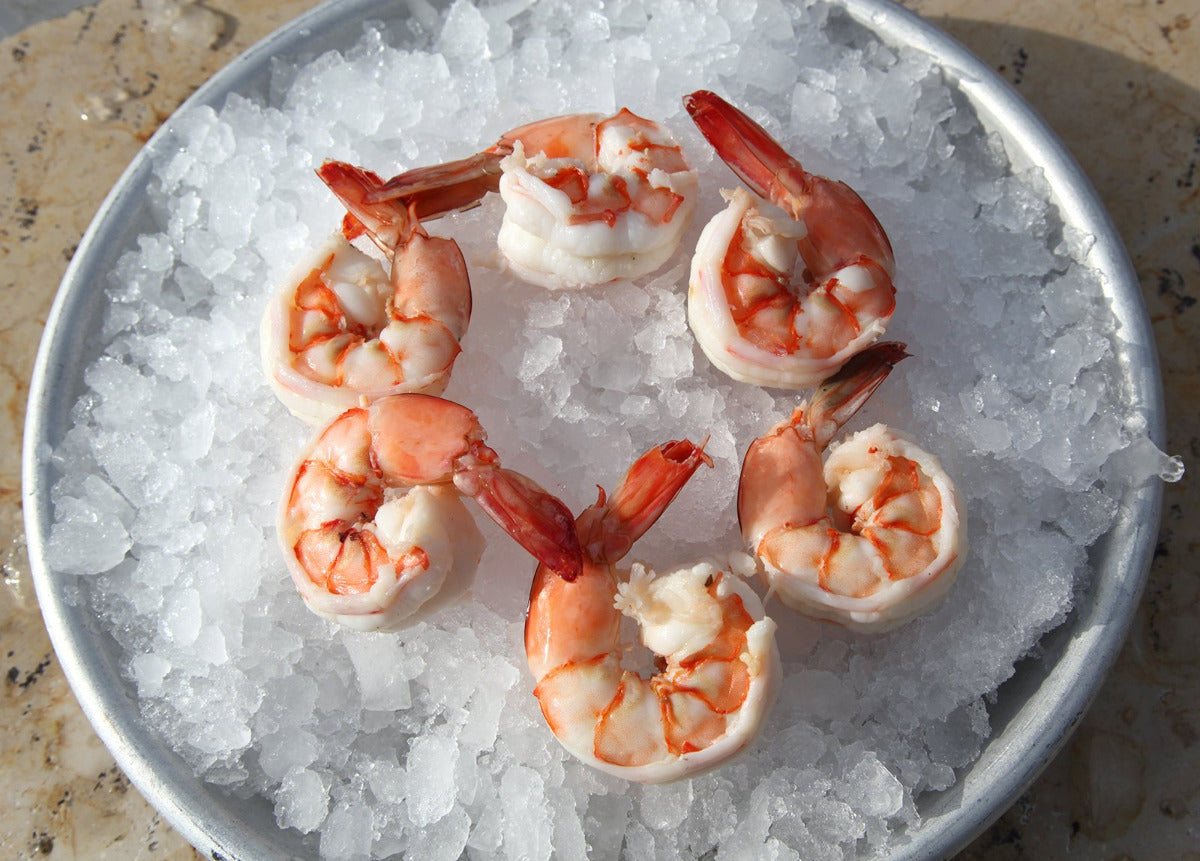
[806,341,908,448]
[454,465,584,581]
[317,160,418,253]
[684,90,894,274]
[367,150,507,221]
[577,439,713,564]
[684,89,804,207]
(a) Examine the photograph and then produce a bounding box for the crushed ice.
[45,0,1182,858]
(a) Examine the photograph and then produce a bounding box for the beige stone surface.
[1,0,1194,858]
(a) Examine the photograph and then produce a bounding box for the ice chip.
[47,493,133,575]
[425,804,472,861]
[260,730,320,781]
[639,780,693,830]
[1105,434,1185,484]
[841,756,904,819]
[405,734,459,826]
[131,653,172,697]
[971,416,1013,454]
[436,0,492,63]
[519,334,563,382]
[500,764,552,859]
[275,768,329,833]
[160,588,202,646]
[344,635,414,711]
[318,799,374,858]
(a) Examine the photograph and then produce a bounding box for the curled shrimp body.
[525,441,780,783]
[369,108,698,289]
[684,90,896,388]
[260,164,471,425]
[739,343,966,633]
[280,393,581,631]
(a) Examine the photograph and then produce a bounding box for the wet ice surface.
[45,0,1181,858]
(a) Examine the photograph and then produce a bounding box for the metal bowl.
[22,0,1164,857]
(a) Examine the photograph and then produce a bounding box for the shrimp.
[260,163,471,425]
[738,343,967,633]
[279,393,582,631]
[525,441,781,783]
[683,89,896,388]
[366,108,699,289]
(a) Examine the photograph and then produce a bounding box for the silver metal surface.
[23,1,1165,858]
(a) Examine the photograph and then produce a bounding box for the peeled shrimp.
[684,90,896,388]
[368,108,698,289]
[739,343,966,632]
[525,441,780,783]
[279,393,581,631]
[260,163,471,425]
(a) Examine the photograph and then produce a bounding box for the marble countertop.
[1,0,1194,857]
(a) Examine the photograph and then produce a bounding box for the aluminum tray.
[22,0,1165,858]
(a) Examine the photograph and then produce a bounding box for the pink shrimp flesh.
[524,440,781,783]
[346,108,698,289]
[279,393,582,630]
[738,342,967,632]
[261,164,473,425]
[683,89,897,388]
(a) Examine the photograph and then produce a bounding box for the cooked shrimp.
[739,343,966,633]
[367,108,698,289]
[525,441,780,783]
[260,163,471,425]
[683,90,896,388]
[279,393,581,630]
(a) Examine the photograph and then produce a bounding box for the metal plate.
[22,1,1164,858]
